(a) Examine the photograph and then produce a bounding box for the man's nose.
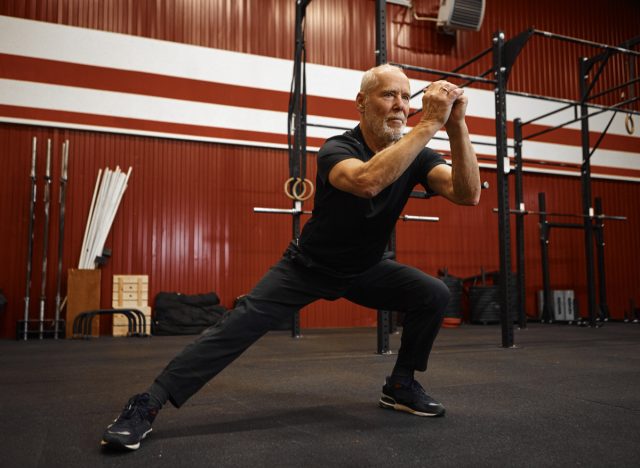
[392,95,407,112]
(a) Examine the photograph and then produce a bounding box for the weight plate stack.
[440,275,463,319]
[469,285,518,324]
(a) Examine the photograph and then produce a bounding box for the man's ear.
[356,92,366,114]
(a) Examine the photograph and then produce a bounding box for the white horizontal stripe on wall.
[1,15,637,180]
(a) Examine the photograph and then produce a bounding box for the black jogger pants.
[155,246,450,408]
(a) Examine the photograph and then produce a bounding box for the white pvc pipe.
[82,168,113,268]
[79,171,102,268]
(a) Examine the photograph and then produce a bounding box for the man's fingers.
[424,82,463,103]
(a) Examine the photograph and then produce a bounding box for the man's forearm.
[447,122,481,205]
[356,120,441,197]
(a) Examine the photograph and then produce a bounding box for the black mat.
[1,323,639,467]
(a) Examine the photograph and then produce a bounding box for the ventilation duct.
[437,0,486,32]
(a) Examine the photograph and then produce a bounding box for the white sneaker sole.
[379,395,445,417]
[101,428,152,450]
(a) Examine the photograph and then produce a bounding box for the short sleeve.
[415,147,448,195]
[317,136,362,184]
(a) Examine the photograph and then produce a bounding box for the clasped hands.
[421,80,468,132]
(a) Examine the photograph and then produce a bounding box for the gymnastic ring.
[285,177,306,200]
[295,178,314,201]
[284,177,308,200]
[284,177,314,201]
[625,114,635,135]
[284,177,298,200]
[291,178,308,200]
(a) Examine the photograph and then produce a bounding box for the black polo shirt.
[298,125,446,274]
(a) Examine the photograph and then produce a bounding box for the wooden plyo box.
[66,269,102,338]
[112,305,152,336]
[112,275,151,336]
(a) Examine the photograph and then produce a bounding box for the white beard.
[381,120,404,142]
[364,107,405,144]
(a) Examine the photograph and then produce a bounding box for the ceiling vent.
[437,0,486,32]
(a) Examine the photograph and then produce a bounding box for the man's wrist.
[445,121,468,138]
[413,119,443,137]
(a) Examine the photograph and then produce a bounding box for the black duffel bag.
[152,291,226,335]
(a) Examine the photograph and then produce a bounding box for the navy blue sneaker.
[101,393,159,450]
[379,377,445,417]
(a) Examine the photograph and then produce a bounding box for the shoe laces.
[119,394,155,423]
[409,379,426,394]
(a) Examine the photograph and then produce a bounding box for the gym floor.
[2,323,639,467]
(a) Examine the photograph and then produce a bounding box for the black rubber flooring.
[1,323,639,467]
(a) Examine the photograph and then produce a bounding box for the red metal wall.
[1,0,639,338]
[1,0,638,102]
[2,122,639,338]
[0,123,379,337]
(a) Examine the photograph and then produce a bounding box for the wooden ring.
[625,114,635,135]
[284,177,297,200]
[292,178,308,200]
[296,178,314,201]
[284,177,314,201]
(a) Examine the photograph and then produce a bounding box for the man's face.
[360,70,411,144]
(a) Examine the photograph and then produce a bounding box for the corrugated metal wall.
[0,122,379,336]
[2,0,638,102]
[2,121,639,337]
[1,0,639,337]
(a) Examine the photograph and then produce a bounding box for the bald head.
[359,64,409,96]
[356,64,411,148]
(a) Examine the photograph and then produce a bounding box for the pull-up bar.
[532,29,640,57]
[445,46,493,78]
[307,122,511,150]
[390,62,497,85]
[520,102,576,127]
[522,95,640,141]
[507,90,640,117]
[423,46,494,94]
[587,76,640,102]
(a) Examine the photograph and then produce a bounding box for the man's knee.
[413,277,450,313]
[235,295,295,331]
[432,278,451,311]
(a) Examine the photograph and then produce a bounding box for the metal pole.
[594,198,609,322]
[493,31,515,347]
[292,0,303,244]
[520,102,576,127]
[400,215,440,222]
[23,137,38,341]
[579,57,598,327]
[513,119,527,329]
[506,90,640,117]
[587,76,640,102]
[390,63,497,84]
[532,29,640,56]
[289,0,310,339]
[375,0,392,354]
[54,140,69,339]
[538,193,553,323]
[39,139,52,339]
[522,95,639,141]
[375,0,387,66]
